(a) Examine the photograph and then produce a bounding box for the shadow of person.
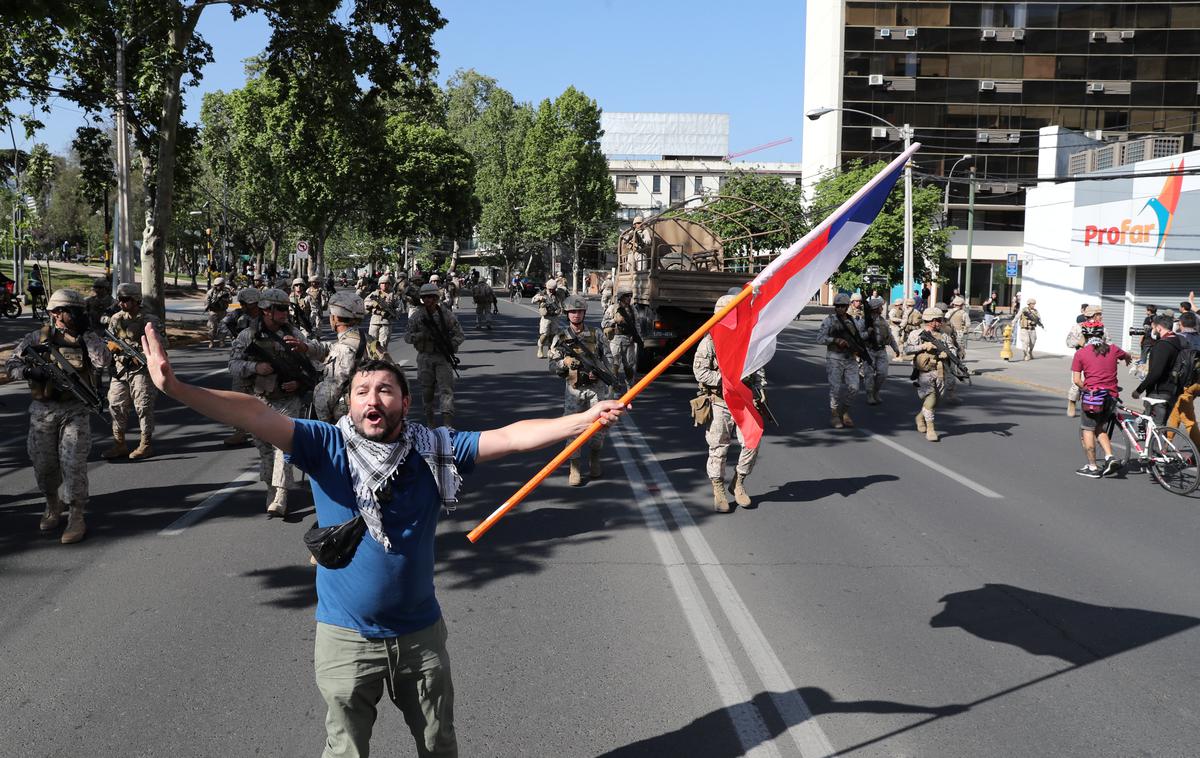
[757,474,899,504]
[596,688,967,758]
[930,583,1200,665]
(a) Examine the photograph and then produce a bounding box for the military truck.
[613,195,792,369]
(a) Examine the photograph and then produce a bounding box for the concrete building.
[601,112,803,222]
[802,0,1200,305]
[1021,126,1199,356]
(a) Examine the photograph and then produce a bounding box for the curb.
[974,370,1061,396]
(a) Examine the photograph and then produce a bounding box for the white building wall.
[800,0,844,200]
[1021,179,1092,356]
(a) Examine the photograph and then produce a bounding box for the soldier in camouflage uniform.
[102,283,162,460]
[407,283,465,428]
[693,294,764,512]
[532,279,565,358]
[5,289,112,543]
[816,293,865,428]
[859,296,902,405]
[289,278,317,338]
[229,288,321,517]
[310,292,391,423]
[220,287,263,447]
[204,276,232,348]
[364,274,403,348]
[307,275,327,326]
[938,309,966,405]
[848,291,864,319]
[602,287,640,388]
[84,277,115,332]
[1019,297,1043,360]
[945,296,969,344]
[472,280,496,329]
[902,298,923,343]
[549,295,617,486]
[354,274,371,299]
[599,277,614,310]
[904,307,951,442]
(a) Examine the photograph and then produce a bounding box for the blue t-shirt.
[286,419,479,638]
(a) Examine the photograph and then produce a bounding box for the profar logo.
[1083,160,1184,254]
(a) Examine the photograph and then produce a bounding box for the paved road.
[1,297,1197,757]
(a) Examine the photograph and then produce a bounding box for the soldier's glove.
[107,340,121,353]
[563,356,581,370]
[921,341,938,351]
[834,338,850,350]
[938,351,950,360]
[25,365,48,382]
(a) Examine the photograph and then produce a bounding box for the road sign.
[1006,253,1019,277]
[296,240,309,255]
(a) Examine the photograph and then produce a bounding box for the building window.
[651,175,661,193]
[694,177,704,194]
[615,175,638,193]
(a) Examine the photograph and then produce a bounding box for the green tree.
[519,87,615,290]
[444,69,533,278]
[2,0,446,317]
[808,160,950,292]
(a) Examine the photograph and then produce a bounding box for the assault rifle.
[617,305,644,348]
[922,331,972,383]
[20,343,106,417]
[103,326,148,379]
[1021,311,1044,329]
[834,313,871,360]
[423,309,464,377]
[289,300,315,336]
[558,336,618,388]
[752,385,778,426]
[246,328,321,393]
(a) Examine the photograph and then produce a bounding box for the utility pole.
[113,30,135,289]
[7,121,24,294]
[964,164,977,324]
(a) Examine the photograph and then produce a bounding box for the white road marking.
[864,430,1003,499]
[158,468,258,536]
[611,426,783,758]
[619,418,838,758]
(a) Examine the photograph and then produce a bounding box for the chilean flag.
[711,144,920,447]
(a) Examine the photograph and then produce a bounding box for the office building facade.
[802,0,1200,303]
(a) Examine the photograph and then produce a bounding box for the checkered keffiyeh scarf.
[335,416,463,552]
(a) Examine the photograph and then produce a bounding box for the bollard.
[1000,322,1013,361]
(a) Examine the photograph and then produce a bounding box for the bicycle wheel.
[1149,426,1200,495]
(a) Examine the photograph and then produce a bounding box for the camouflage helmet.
[115,282,142,302]
[563,295,587,312]
[714,294,736,313]
[1084,304,1102,317]
[833,293,851,306]
[236,287,260,306]
[378,274,393,284]
[419,283,440,297]
[867,296,885,310]
[951,295,965,306]
[922,307,945,322]
[291,278,306,287]
[1027,298,1037,305]
[545,279,557,290]
[849,292,863,302]
[257,288,289,307]
[903,297,915,306]
[328,291,365,318]
[633,214,644,224]
[616,286,633,298]
[308,274,321,283]
[48,288,86,310]
[92,277,111,291]
[213,276,226,287]
[430,274,440,282]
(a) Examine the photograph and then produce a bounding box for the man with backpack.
[1070,321,1131,478]
[1132,315,1184,426]
[1166,311,1200,449]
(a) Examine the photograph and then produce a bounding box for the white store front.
[1021,143,1200,357]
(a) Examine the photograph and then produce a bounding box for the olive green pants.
[314,619,457,758]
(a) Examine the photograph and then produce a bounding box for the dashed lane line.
[158,468,258,536]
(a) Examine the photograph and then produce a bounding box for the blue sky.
[12,0,805,163]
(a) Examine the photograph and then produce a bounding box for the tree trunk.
[139,5,202,320]
[448,238,460,272]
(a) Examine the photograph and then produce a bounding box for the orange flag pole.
[467,284,755,543]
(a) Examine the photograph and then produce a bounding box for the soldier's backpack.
[1169,345,1200,392]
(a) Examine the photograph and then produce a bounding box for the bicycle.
[970,316,1010,342]
[1107,397,1199,495]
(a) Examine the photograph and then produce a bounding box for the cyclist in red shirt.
[1071,321,1132,477]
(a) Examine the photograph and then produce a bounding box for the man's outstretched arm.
[477,401,627,463]
[141,323,295,453]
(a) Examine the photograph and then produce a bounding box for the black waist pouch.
[304,514,367,568]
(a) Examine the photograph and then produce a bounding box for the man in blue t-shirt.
[138,325,626,758]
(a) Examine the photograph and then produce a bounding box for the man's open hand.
[141,323,174,394]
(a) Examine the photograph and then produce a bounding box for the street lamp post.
[944,154,974,346]
[806,106,913,301]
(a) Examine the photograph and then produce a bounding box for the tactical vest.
[564,327,603,389]
[29,327,96,403]
[109,312,153,371]
[539,295,561,319]
[251,324,307,399]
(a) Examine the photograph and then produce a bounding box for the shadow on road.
[757,474,900,504]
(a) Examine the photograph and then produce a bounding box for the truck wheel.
[636,343,654,373]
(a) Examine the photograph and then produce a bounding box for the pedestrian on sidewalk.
[139,324,626,758]
[1070,321,1130,478]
